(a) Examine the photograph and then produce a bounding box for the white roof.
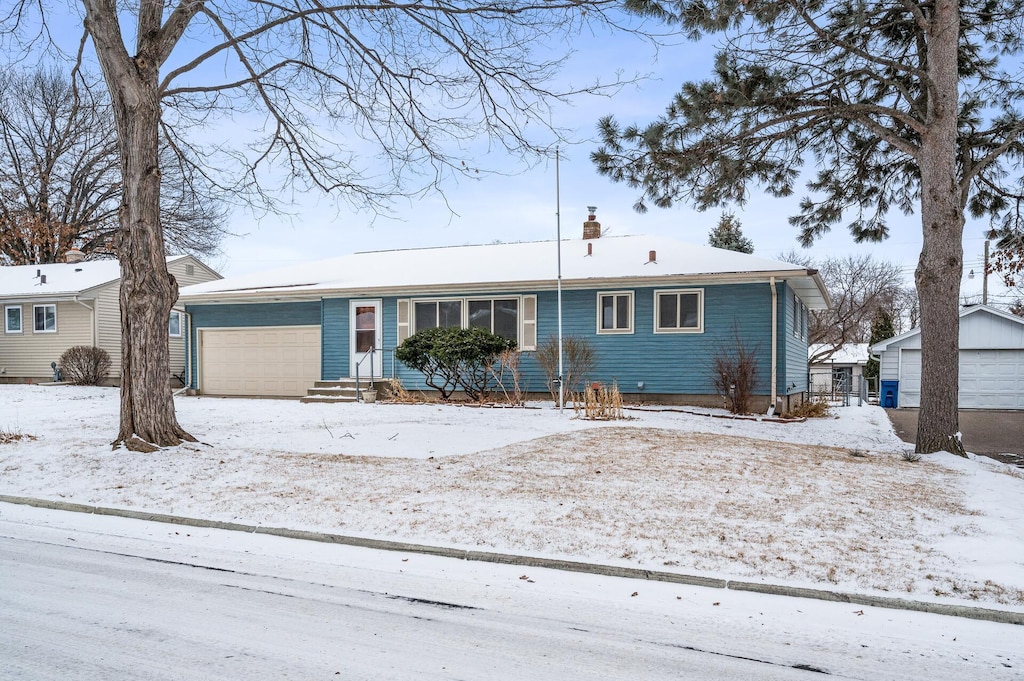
[0,255,189,300]
[810,343,870,365]
[180,235,830,307]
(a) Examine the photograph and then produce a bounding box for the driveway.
[885,408,1024,463]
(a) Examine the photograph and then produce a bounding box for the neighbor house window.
[5,306,22,333]
[33,304,56,333]
[413,299,462,333]
[597,292,633,334]
[655,289,704,333]
[169,311,183,337]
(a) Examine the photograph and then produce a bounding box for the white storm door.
[350,299,383,378]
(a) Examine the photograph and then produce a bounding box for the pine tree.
[864,308,896,384]
[707,212,754,254]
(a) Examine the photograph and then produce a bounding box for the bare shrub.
[536,335,596,402]
[901,450,922,463]
[783,398,831,419]
[59,345,112,386]
[490,349,525,405]
[711,332,760,414]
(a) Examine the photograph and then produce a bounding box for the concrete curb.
[3,494,1021,626]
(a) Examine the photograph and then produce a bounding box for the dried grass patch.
[0,428,36,445]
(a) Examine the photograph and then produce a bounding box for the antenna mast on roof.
[556,148,564,413]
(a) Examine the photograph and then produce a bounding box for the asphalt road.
[3,504,1021,680]
[885,409,1024,460]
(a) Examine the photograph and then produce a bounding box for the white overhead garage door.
[899,348,1024,409]
[200,326,320,397]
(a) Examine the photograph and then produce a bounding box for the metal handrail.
[354,347,377,400]
[353,347,397,400]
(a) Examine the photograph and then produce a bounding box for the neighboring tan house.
[869,304,1024,409]
[808,343,870,398]
[0,251,220,384]
[178,212,831,410]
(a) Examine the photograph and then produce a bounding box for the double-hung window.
[655,289,703,333]
[597,292,633,334]
[33,304,56,333]
[5,305,22,333]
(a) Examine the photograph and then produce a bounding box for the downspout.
[769,277,778,414]
[73,297,97,346]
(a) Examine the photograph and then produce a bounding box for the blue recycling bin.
[881,380,899,408]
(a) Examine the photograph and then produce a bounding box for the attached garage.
[199,326,321,397]
[871,306,1024,410]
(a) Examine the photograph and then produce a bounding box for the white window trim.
[169,310,183,337]
[4,305,22,334]
[32,304,57,333]
[653,288,704,334]
[409,295,528,348]
[596,291,634,335]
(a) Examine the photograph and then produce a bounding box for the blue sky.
[23,3,1011,305]
[199,18,1006,307]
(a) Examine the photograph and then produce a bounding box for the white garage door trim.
[898,348,1024,409]
[199,325,321,397]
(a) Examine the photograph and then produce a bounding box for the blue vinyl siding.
[533,284,776,396]
[781,283,810,395]
[358,283,785,397]
[188,282,807,399]
[185,301,321,388]
[321,298,349,380]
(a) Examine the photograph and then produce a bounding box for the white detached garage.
[870,305,1024,409]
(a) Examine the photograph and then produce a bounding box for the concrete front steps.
[300,379,375,404]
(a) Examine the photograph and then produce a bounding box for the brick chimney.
[65,248,85,264]
[583,206,601,240]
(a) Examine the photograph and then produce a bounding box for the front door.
[350,300,383,378]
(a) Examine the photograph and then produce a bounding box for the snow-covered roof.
[0,255,190,300]
[869,304,1024,352]
[809,343,870,366]
[180,235,831,308]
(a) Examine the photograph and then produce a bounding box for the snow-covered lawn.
[1,384,1022,608]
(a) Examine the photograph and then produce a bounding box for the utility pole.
[983,239,989,306]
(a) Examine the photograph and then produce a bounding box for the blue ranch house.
[178,213,830,411]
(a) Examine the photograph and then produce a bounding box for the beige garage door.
[200,326,320,397]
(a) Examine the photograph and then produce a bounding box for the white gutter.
[770,277,778,413]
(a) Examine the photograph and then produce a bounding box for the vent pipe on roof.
[647,250,657,264]
[586,243,593,257]
[583,206,601,240]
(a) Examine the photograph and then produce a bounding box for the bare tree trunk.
[84,0,195,451]
[914,0,965,456]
